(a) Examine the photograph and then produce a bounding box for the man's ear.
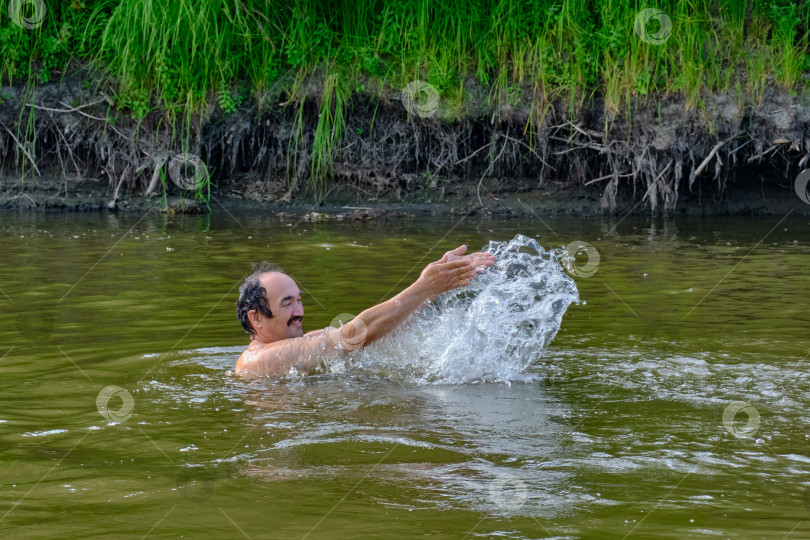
[248,308,261,331]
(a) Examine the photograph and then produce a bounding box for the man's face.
[254,272,304,341]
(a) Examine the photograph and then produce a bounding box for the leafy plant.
[218,80,237,113]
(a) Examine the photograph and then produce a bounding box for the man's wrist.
[406,279,433,304]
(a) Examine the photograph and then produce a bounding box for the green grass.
[1,0,809,189]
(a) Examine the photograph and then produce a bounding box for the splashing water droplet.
[337,234,580,383]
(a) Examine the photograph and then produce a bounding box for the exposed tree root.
[1,76,809,214]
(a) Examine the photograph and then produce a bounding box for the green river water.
[1,209,808,539]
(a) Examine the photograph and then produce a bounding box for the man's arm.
[340,257,476,347]
[240,255,483,377]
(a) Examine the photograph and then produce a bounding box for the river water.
[1,209,808,539]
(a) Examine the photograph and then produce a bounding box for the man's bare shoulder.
[235,340,292,377]
[234,332,332,378]
[234,342,267,376]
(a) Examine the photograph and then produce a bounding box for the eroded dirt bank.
[1,72,809,216]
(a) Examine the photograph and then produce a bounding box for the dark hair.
[236,262,284,337]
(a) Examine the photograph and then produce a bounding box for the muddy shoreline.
[2,71,810,217]
[2,171,805,218]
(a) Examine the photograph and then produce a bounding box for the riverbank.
[1,71,809,216]
[2,1,810,215]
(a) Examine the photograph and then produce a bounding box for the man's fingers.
[430,256,484,292]
[467,252,495,263]
[448,263,474,277]
[441,259,472,271]
[440,245,468,264]
[452,269,476,284]
[456,274,474,287]
[449,263,472,275]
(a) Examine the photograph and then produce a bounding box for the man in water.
[234,245,496,377]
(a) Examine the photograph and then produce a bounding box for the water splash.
[333,234,580,383]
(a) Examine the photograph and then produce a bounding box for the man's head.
[236,262,304,342]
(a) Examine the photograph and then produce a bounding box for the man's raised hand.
[440,244,497,272]
[417,259,478,297]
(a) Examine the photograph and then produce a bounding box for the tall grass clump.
[1,0,808,188]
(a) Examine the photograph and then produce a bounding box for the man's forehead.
[259,272,299,298]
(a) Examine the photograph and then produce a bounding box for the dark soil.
[2,70,809,217]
